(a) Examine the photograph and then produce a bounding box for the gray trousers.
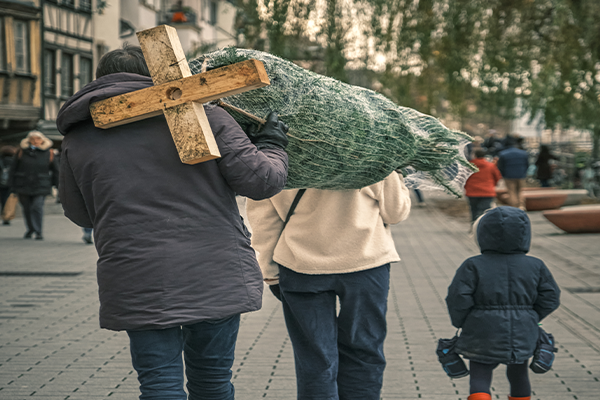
[19,194,46,234]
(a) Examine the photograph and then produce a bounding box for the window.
[209,1,218,25]
[79,57,92,87]
[0,18,5,70]
[79,0,92,11]
[44,50,56,96]
[61,53,73,97]
[63,0,75,7]
[14,20,30,73]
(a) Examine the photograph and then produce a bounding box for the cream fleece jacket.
[246,172,411,284]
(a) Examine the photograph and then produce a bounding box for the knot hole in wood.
[167,87,183,100]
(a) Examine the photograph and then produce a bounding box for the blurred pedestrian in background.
[581,162,597,198]
[9,131,58,240]
[535,145,558,188]
[464,149,502,225]
[412,188,426,207]
[247,171,411,400]
[497,136,529,210]
[465,136,484,161]
[82,227,93,244]
[483,130,503,157]
[0,145,18,225]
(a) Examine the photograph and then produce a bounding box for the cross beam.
[89,25,270,164]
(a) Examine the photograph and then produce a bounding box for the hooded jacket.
[446,207,560,364]
[57,72,288,331]
[10,133,58,196]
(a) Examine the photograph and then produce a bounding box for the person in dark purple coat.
[56,45,289,400]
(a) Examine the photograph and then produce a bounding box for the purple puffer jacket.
[57,73,288,331]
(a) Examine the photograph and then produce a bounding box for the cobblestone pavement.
[1,194,599,399]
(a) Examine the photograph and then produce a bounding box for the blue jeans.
[18,194,45,234]
[127,315,240,400]
[279,264,390,400]
[468,197,494,222]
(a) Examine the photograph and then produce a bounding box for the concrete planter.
[524,192,568,211]
[543,205,600,234]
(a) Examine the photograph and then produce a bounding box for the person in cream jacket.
[246,171,411,400]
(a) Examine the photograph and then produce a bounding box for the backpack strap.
[281,189,306,231]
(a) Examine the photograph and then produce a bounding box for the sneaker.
[2,220,10,225]
[35,233,44,240]
[24,231,33,239]
[82,233,93,244]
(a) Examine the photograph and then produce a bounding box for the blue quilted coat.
[446,207,560,364]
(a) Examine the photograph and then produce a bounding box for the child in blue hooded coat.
[446,206,560,400]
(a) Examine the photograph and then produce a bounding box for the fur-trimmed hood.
[20,131,53,151]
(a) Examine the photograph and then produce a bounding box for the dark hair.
[96,44,151,78]
[474,149,486,158]
[539,145,550,157]
[504,135,518,147]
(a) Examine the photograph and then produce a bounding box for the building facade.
[39,0,94,141]
[0,0,42,142]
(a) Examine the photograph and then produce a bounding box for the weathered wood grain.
[88,24,270,164]
[137,24,191,84]
[89,60,270,128]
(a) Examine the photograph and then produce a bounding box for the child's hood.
[476,206,531,254]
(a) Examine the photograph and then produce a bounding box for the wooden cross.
[89,25,270,164]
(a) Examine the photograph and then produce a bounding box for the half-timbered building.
[0,0,42,142]
[39,0,93,141]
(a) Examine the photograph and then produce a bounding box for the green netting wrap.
[189,48,476,197]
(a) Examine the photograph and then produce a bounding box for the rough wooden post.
[137,25,218,164]
[89,25,270,164]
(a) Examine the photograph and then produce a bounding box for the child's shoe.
[468,393,491,400]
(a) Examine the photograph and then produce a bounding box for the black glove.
[247,111,289,150]
[269,284,282,301]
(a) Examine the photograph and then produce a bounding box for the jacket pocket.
[37,173,51,188]
[12,171,26,188]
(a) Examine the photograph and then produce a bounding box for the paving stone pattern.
[1,195,599,399]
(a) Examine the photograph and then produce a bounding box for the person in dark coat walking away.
[464,149,502,224]
[446,207,560,400]
[535,145,558,187]
[9,131,58,239]
[496,136,529,209]
[483,130,503,157]
[57,45,289,400]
